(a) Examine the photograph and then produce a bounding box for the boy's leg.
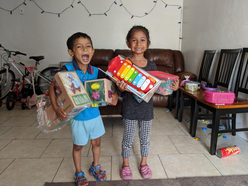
[122,119,138,167]
[90,137,106,181]
[73,144,88,186]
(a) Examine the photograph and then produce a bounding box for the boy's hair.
[66,32,93,50]
[126,25,150,46]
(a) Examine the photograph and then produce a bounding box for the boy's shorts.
[70,116,105,146]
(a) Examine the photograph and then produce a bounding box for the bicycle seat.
[29,56,44,62]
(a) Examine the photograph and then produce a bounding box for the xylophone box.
[148,71,179,96]
[204,90,235,104]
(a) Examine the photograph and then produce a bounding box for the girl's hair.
[66,32,93,50]
[126,25,150,45]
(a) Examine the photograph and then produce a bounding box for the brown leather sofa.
[90,49,196,116]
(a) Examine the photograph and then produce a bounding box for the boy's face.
[68,37,94,68]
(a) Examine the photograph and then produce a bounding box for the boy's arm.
[49,81,68,120]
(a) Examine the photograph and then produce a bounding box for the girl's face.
[68,37,94,67]
[127,30,150,55]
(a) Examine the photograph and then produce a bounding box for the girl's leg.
[91,137,106,180]
[122,119,138,167]
[138,120,152,166]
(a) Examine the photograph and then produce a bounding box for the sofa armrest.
[176,71,197,84]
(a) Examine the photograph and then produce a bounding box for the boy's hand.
[54,106,68,121]
[109,91,119,106]
[170,79,179,91]
[116,80,130,92]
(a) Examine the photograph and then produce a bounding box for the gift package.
[103,55,161,103]
[37,72,115,133]
[148,71,179,96]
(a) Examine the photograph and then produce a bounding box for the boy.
[49,32,118,186]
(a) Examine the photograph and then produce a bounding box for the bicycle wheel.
[37,67,59,94]
[0,69,15,100]
[6,91,17,110]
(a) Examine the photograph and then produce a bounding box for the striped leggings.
[122,119,152,159]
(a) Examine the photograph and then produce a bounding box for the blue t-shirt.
[60,60,107,121]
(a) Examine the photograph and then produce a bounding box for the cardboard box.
[85,78,116,107]
[101,56,161,103]
[43,72,92,131]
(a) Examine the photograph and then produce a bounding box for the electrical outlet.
[20,7,24,15]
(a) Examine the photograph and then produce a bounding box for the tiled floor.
[0,105,248,186]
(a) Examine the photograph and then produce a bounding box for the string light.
[0,0,27,14]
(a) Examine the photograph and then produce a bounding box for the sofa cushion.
[91,49,115,71]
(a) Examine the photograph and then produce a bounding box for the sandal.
[120,166,132,180]
[75,172,88,186]
[139,165,152,179]
[88,162,107,181]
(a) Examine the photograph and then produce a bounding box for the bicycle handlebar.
[0,44,27,57]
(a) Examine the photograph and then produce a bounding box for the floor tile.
[0,116,11,124]
[41,139,90,158]
[0,139,12,150]
[169,135,209,154]
[205,151,248,175]
[54,156,111,182]
[0,126,11,135]
[2,107,35,117]
[0,116,37,127]
[0,139,51,158]
[0,158,62,186]
[0,158,14,174]
[36,125,72,139]
[0,126,41,140]
[133,135,179,155]
[151,122,186,136]
[160,154,221,178]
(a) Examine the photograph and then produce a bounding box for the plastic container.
[216,145,240,158]
[184,81,201,91]
[204,90,235,104]
[148,71,179,95]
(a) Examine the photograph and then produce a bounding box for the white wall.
[182,0,248,140]
[0,0,183,70]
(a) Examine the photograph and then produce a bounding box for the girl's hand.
[170,79,179,91]
[116,80,130,92]
[109,91,119,106]
[54,106,68,121]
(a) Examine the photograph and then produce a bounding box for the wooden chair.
[189,48,248,155]
[176,50,218,121]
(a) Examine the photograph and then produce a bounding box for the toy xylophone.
[108,56,156,94]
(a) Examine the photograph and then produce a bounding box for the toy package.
[148,71,179,96]
[85,78,116,107]
[37,72,92,133]
[102,55,161,103]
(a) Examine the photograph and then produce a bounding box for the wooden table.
[179,87,248,155]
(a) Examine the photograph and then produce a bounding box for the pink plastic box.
[204,90,235,104]
[148,71,179,96]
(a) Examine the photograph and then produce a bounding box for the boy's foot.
[89,163,107,181]
[120,166,132,180]
[139,165,152,179]
[75,172,88,186]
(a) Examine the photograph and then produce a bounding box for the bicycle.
[0,44,59,103]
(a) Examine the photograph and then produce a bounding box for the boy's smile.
[68,37,94,71]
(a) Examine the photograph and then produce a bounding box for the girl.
[116,25,179,180]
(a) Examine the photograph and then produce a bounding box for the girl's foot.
[120,166,132,180]
[139,165,152,179]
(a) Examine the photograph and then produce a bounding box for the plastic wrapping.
[101,55,161,103]
[36,72,92,133]
[148,71,179,96]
